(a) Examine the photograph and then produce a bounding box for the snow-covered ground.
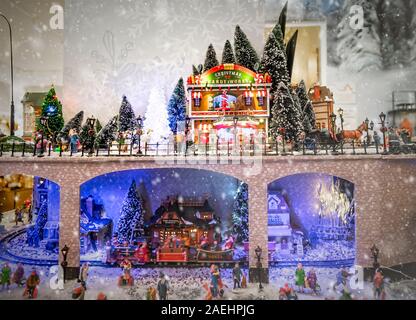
[1,263,415,300]
[271,240,355,262]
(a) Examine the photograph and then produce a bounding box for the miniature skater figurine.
[295,263,306,293]
[373,270,385,300]
[12,263,25,287]
[1,263,11,290]
[157,272,169,300]
[24,268,40,299]
[232,263,243,289]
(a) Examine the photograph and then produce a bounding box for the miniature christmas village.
[0,0,416,302]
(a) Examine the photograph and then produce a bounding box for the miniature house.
[21,92,47,141]
[149,195,218,248]
[309,84,335,131]
[268,192,293,255]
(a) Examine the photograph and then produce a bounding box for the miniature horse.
[339,122,367,144]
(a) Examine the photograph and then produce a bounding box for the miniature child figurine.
[1,263,11,290]
[295,263,306,293]
[146,287,157,300]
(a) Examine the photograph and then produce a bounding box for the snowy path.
[1,265,414,300]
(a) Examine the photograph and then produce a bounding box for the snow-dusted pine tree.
[296,80,316,130]
[259,32,290,93]
[192,65,200,76]
[116,180,144,243]
[167,78,187,134]
[234,25,259,71]
[143,87,170,144]
[337,0,382,72]
[95,119,102,134]
[232,182,249,243]
[27,200,48,247]
[270,82,304,142]
[118,96,137,132]
[292,89,312,134]
[57,111,84,142]
[79,121,96,152]
[221,40,236,64]
[271,24,286,52]
[203,44,219,72]
[94,116,118,148]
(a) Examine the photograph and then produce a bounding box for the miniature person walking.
[333,267,351,292]
[12,263,25,287]
[306,268,318,295]
[232,263,243,289]
[157,272,169,300]
[79,263,89,289]
[69,129,80,154]
[373,270,385,300]
[1,263,12,290]
[25,268,40,299]
[295,263,306,293]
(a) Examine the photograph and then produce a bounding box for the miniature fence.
[1,139,415,158]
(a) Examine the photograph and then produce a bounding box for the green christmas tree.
[94,116,118,148]
[167,78,187,134]
[221,40,236,64]
[260,32,290,93]
[57,111,84,142]
[232,182,249,243]
[95,119,103,134]
[271,24,286,53]
[118,96,137,132]
[270,82,303,143]
[192,65,200,76]
[296,80,316,130]
[234,25,259,71]
[116,180,145,243]
[203,44,219,72]
[37,86,64,135]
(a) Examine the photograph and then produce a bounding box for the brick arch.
[265,171,356,187]
[78,166,250,186]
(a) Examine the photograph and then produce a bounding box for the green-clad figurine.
[295,263,306,293]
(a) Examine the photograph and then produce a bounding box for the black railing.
[0,139,415,158]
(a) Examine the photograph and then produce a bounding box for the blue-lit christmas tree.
[116,180,145,243]
[232,182,249,243]
[167,78,186,134]
[27,200,48,247]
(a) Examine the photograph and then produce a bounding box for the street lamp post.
[338,108,344,133]
[38,116,48,157]
[136,116,143,155]
[86,116,96,156]
[370,244,380,274]
[254,246,263,291]
[0,13,15,137]
[379,113,388,155]
[365,118,370,146]
[185,116,191,155]
[330,113,339,155]
[61,245,69,284]
[233,116,238,154]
